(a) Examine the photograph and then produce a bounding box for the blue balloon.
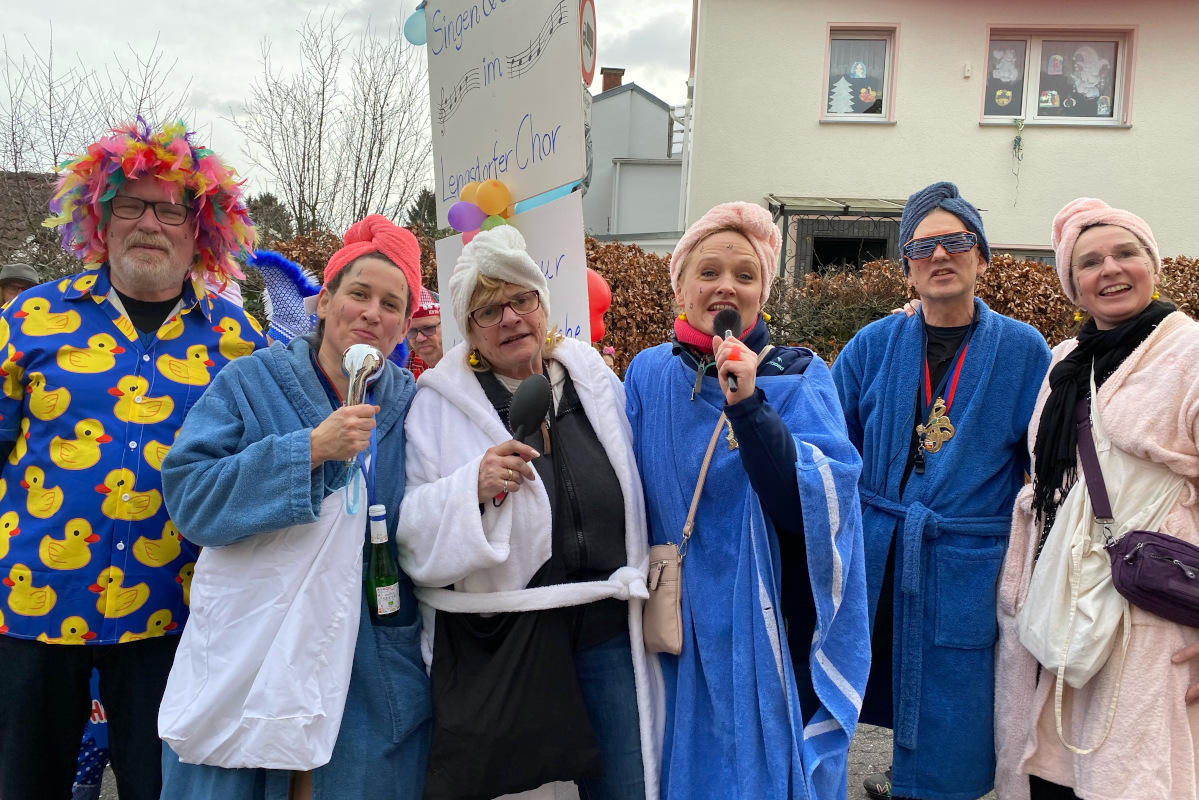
[513,182,579,215]
[403,8,427,46]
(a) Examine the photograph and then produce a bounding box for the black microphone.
[495,373,552,506]
[713,308,742,393]
[509,373,551,439]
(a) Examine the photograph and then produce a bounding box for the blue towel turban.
[898,181,990,275]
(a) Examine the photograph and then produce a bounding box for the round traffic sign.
[580,0,597,86]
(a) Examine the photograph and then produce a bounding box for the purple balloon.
[447,201,486,233]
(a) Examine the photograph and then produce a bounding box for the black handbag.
[422,601,601,800]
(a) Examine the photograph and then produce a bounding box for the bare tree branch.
[230,13,431,235]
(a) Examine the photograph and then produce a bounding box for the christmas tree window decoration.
[828,76,855,113]
[825,34,891,116]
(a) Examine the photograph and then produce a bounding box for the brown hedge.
[250,231,1198,370]
[765,254,1198,362]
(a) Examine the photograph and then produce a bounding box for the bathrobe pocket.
[934,544,1006,649]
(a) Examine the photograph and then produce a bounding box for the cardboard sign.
[435,191,589,350]
[426,0,587,227]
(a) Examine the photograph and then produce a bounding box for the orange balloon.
[499,204,515,219]
[459,182,480,204]
[475,180,511,216]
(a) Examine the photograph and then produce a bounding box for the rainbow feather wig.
[43,118,255,285]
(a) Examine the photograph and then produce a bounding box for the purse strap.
[679,413,728,558]
[1074,397,1115,526]
[1053,393,1127,755]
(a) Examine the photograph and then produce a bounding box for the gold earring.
[1074,309,1084,322]
[1153,290,1160,300]
[468,351,479,366]
[677,312,687,321]
[762,312,772,322]
[545,333,552,344]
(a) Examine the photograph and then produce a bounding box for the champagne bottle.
[366,504,401,620]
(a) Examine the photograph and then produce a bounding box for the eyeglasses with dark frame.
[469,290,541,328]
[109,195,192,227]
[407,321,442,339]
[901,231,978,261]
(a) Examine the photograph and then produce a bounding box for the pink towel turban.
[1051,198,1160,305]
[671,202,781,307]
[324,214,423,315]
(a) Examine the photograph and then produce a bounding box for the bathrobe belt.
[863,494,1010,749]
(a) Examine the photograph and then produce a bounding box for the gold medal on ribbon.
[916,397,955,453]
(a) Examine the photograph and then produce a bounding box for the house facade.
[684,0,1199,278]
[584,68,684,254]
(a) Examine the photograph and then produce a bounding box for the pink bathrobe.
[995,311,1199,800]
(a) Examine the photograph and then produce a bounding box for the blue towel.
[831,298,1051,800]
[626,344,870,800]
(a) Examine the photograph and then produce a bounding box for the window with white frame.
[983,30,1132,124]
[824,29,895,119]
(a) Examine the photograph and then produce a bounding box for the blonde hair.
[464,274,560,372]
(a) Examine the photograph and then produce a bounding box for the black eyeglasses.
[408,322,441,339]
[109,196,191,227]
[469,290,540,328]
[901,231,978,261]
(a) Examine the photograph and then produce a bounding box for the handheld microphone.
[495,373,552,506]
[341,344,385,467]
[713,308,742,393]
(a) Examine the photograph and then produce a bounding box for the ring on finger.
[507,468,513,482]
[504,479,510,492]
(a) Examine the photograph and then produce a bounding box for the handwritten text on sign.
[434,191,590,350]
[426,0,585,228]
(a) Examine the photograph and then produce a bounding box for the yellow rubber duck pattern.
[0,266,265,643]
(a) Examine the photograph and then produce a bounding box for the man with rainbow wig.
[0,119,265,800]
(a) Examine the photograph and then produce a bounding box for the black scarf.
[1031,300,1175,521]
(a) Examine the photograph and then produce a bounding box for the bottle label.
[375,583,401,615]
[369,517,388,545]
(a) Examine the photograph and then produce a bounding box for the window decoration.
[983,31,1130,124]
[824,32,893,118]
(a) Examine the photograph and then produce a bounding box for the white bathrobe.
[397,337,663,800]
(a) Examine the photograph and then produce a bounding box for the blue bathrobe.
[158,335,431,800]
[626,343,869,800]
[831,299,1050,800]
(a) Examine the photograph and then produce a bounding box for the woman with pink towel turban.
[623,202,870,798]
[993,199,1199,800]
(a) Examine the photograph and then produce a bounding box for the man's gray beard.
[110,254,190,297]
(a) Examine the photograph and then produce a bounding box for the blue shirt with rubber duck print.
[0,264,265,645]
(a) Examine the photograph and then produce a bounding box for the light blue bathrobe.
[626,343,870,800]
[832,299,1050,800]
[158,335,430,800]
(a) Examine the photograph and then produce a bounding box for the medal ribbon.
[347,388,379,514]
[918,316,978,420]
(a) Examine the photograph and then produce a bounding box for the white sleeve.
[395,392,518,587]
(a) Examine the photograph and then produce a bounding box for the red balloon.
[462,228,481,244]
[586,269,611,314]
[586,269,612,342]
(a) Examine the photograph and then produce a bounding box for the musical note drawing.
[505,0,569,79]
[437,68,482,133]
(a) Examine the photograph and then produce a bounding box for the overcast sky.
[3,0,691,194]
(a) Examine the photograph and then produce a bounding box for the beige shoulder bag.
[643,413,728,655]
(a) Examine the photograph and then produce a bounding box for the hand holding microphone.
[712,308,756,405]
[479,373,552,506]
